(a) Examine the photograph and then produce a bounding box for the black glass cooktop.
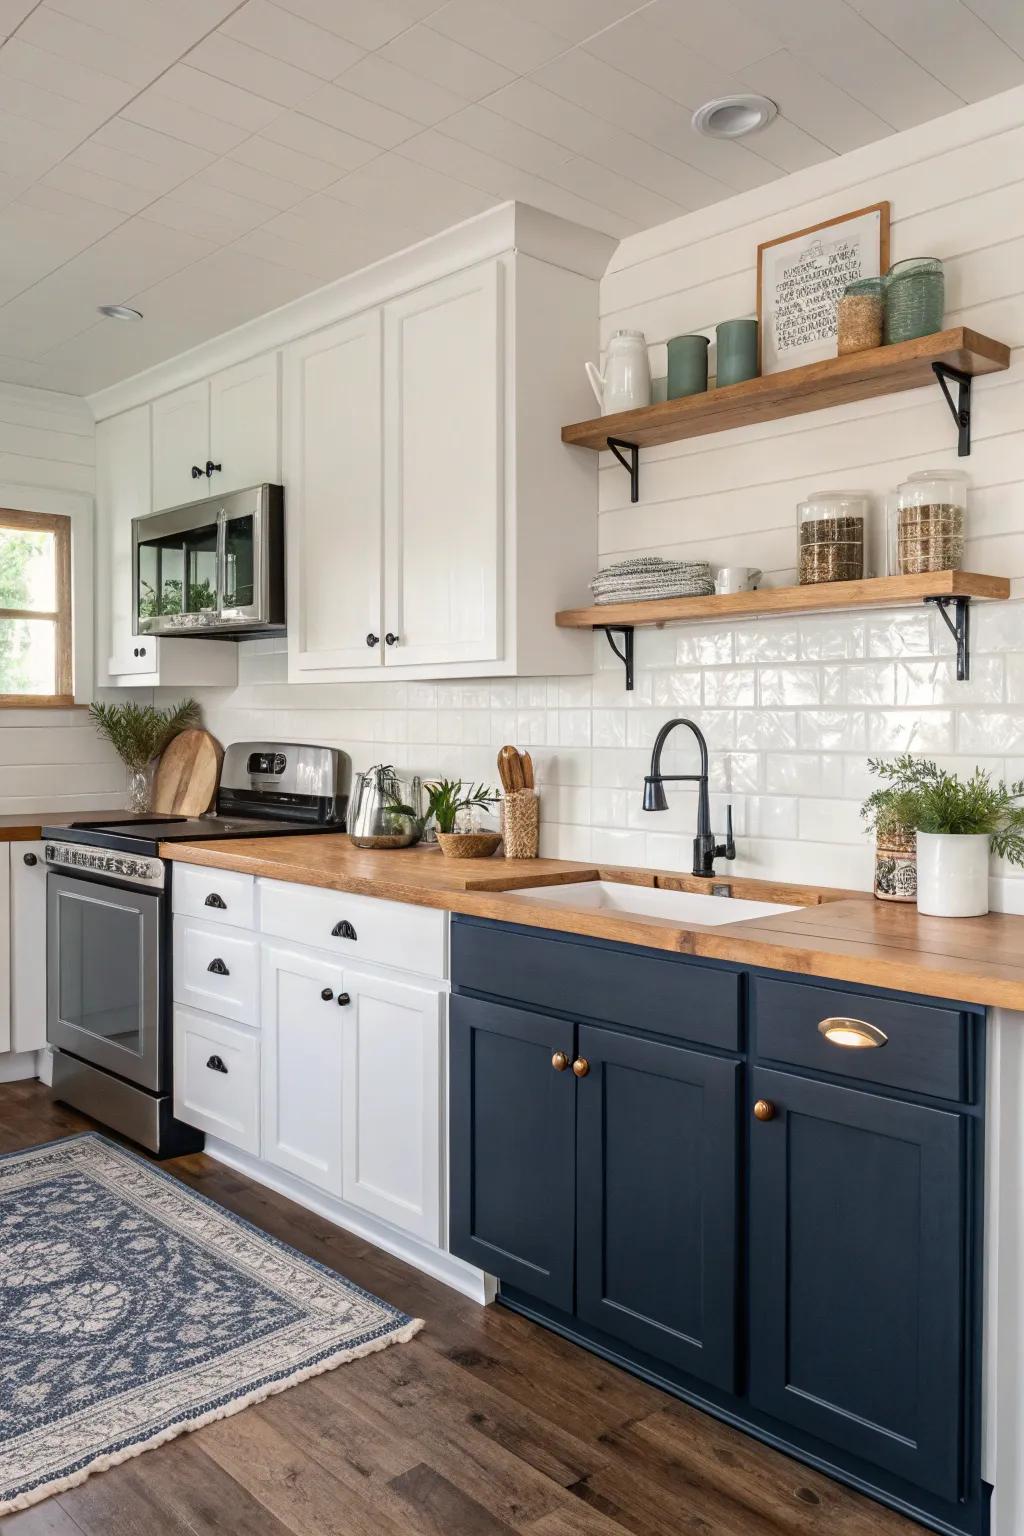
[42,814,344,857]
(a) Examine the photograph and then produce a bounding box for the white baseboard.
[205,1137,495,1306]
[35,1046,54,1086]
[0,1050,40,1083]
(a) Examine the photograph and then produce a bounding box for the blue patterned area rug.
[0,1133,422,1514]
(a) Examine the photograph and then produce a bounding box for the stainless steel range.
[43,742,350,1156]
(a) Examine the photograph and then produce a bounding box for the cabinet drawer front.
[453,919,740,1049]
[173,1006,259,1154]
[172,864,255,929]
[748,1067,965,1500]
[259,878,445,979]
[173,917,259,1025]
[752,976,967,1100]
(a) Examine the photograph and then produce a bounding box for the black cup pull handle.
[206,1055,228,1074]
[331,920,357,940]
[206,460,221,477]
[204,893,227,909]
[191,464,204,479]
[23,852,37,866]
[207,957,229,975]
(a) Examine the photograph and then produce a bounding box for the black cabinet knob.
[139,646,146,657]
[385,632,400,646]
[22,852,37,866]
[205,460,221,478]
[331,920,357,940]
[206,1055,228,1074]
[207,957,229,976]
[321,987,334,1001]
[191,464,204,479]
[366,633,380,647]
[133,647,139,657]
[204,893,227,909]
[337,992,351,1006]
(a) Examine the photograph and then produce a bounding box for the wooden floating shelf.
[561,328,1009,456]
[555,571,1010,630]
[557,572,1010,690]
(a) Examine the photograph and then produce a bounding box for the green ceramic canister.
[716,317,759,386]
[666,333,710,398]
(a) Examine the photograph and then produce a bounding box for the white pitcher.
[585,329,651,415]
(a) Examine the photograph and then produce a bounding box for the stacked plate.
[590,556,714,605]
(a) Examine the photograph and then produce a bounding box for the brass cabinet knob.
[753,1099,776,1122]
[551,1051,569,1072]
[572,1057,590,1078]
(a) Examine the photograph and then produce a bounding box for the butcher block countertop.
[162,835,1024,1012]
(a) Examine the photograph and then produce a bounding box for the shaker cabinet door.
[383,261,503,669]
[284,311,384,675]
[449,994,575,1309]
[748,1068,966,1501]
[340,968,443,1243]
[209,352,280,494]
[152,381,209,511]
[575,1025,740,1389]
[96,406,158,678]
[261,941,345,1195]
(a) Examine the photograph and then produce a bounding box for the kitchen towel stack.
[589,556,714,604]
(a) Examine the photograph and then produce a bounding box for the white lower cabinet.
[261,940,346,1195]
[173,1007,260,1155]
[341,967,442,1243]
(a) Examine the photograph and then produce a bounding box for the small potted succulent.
[426,779,501,859]
[89,699,200,814]
[862,755,1024,917]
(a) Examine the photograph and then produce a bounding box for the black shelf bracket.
[931,362,973,456]
[607,437,640,502]
[602,624,635,690]
[925,595,971,681]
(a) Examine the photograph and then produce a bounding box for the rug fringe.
[0,1316,424,1516]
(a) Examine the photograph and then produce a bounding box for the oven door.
[47,872,164,1092]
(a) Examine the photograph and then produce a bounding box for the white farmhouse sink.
[502,880,802,927]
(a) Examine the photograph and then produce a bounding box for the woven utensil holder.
[502,789,539,859]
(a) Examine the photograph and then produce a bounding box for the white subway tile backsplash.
[799,615,866,660]
[735,623,799,663]
[757,666,821,707]
[842,662,896,706]
[704,668,756,706]
[958,710,1024,753]
[651,669,701,706]
[867,709,956,752]
[799,711,867,751]
[867,612,934,658]
[736,710,799,750]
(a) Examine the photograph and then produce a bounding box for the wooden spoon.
[522,751,535,789]
[498,745,521,793]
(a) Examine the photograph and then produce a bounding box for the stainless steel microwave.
[132,483,284,638]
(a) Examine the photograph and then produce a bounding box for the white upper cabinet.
[209,353,280,495]
[152,381,209,511]
[284,312,383,673]
[96,405,157,679]
[383,262,502,669]
[153,355,279,510]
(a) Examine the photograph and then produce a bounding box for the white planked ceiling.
[0,0,1021,395]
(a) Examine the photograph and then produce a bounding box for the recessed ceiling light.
[692,94,777,139]
[97,303,143,321]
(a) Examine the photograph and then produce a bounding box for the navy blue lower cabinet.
[575,1025,740,1390]
[748,1066,966,1502]
[449,994,576,1309]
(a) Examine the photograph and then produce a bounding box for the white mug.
[715,566,762,595]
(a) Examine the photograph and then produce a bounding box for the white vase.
[915,831,990,917]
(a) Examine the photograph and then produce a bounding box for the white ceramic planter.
[916,831,990,917]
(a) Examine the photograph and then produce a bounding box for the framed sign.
[757,201,890,374]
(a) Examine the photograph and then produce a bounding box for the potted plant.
[860,785,917,903]
[89,699,201,814]
[862,756,1024,917]
[425,779,501,859]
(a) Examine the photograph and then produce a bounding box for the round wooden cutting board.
[152,729,223,816]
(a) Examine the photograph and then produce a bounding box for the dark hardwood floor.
[0,1080,919,1536]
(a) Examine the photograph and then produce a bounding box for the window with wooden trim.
[0,510,72,706]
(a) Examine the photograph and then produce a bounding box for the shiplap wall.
[0,385,122,814]
[182,86,1024,908]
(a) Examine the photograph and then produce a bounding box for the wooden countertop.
[0,810,129,842]
[161,835,1024,1012]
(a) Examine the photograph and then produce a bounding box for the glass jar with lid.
[837,276,885,354]
[797,491,871,585]
[884,257,944,344]
[889,469,968,575]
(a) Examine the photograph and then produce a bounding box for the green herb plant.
[862,755,1024,865]
[88,698,201,771]
[424,779,499,836]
